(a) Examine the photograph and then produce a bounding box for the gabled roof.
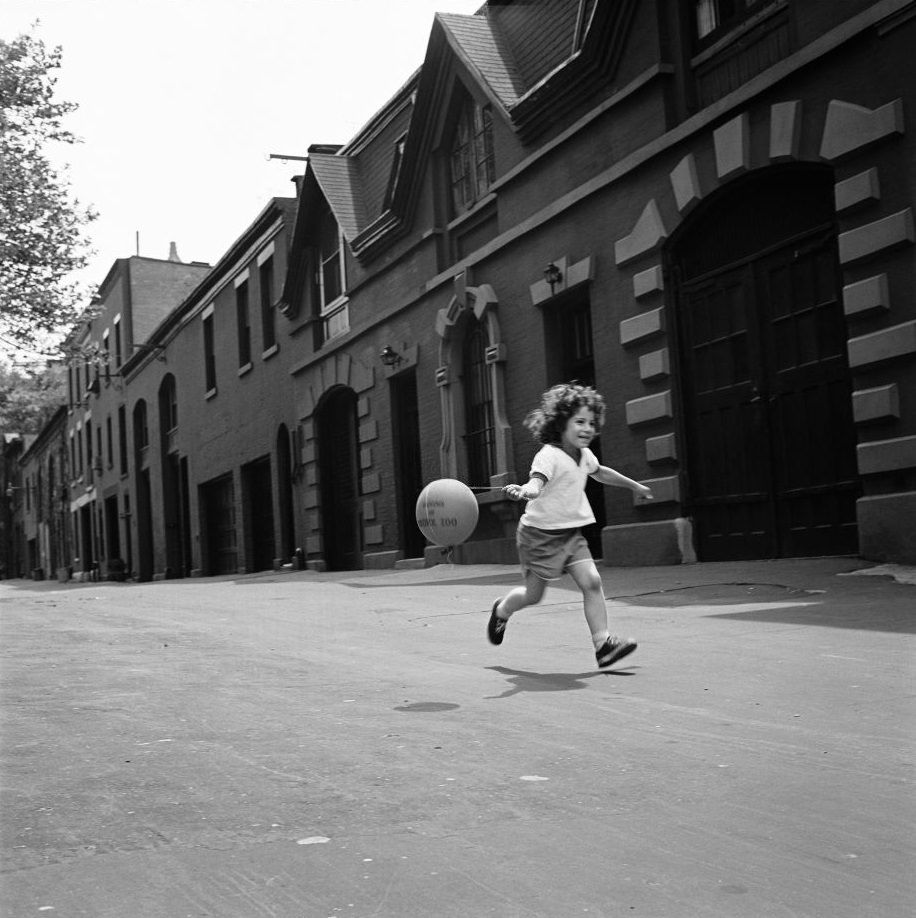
[308,151,368,242]
[435,12,526,110]
[285,0,636,265]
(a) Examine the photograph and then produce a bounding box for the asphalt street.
[1,557,914,917]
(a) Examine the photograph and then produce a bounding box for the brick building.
[2,432,31,579]
[281,0,916,568]
[122,198,297,579]
[9,409,70,581]
[64,254,211,580]
[9,0,916,577]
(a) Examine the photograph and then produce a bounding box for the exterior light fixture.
[379,345,403,368]
[544,262,563,293]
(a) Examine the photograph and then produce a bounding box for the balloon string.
[468,486,503,491]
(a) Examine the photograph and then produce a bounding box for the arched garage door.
[671,166,860,560]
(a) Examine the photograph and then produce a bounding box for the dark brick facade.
[10,0,916,575]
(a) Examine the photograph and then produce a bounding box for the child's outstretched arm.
[503,475,546,501]
[592,465,654,499]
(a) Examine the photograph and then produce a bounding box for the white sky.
[2,0,482,306]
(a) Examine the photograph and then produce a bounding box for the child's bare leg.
[568,560,610,645]
[496,570,547,618]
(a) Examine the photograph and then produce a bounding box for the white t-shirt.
[520,444,599,530]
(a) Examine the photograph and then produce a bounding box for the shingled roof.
[308,153,368,242]
[289,0,633,263]
[435,12,526,110]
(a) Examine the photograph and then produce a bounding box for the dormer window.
[383,135,407,211]
[449,98,495,217]
[315,204,349,343]
[318,208,343,306]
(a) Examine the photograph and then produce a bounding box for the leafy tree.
[0,360,66,434]
[0,26,96,356]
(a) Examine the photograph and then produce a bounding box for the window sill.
[322,327,350,345]
[691,0,787,66]
[238,362,253,378]
[262,344,279,360]
[205,387,218,401]
[447,192,497,233]
[320,293,349,315]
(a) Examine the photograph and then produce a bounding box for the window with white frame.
[317,205,348,342]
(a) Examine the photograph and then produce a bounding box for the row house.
[2,432,32,579]
[120,198,297,579]
[6,410,69,580]
[277,0,916,568]
[9,0,916,579]
[63,254,211,580]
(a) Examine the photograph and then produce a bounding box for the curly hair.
[523,382,606,445]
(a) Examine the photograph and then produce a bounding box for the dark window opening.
[260,257,276,351]
[203,314,216,392]
[236,279,251,368]
[383,135,407,211]
[462,319,496,487]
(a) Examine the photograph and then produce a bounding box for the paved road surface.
[1,558,914,917]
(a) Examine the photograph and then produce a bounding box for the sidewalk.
[1,556,914,918]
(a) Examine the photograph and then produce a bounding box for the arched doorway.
[389,372,426,560]
[242,455,274,573]
[158,374,189,578]
[132,399,154,581]
[670,165,860,560]
[317,386,361,570]
[276,425,296,562]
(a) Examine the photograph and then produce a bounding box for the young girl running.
[487,383,653,668]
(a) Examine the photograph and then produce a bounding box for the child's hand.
[634,483,654,500]
[503,484,526,501]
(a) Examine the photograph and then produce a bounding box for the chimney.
[168,241,182,263]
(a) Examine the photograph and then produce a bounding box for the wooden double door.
[676,172,859,560]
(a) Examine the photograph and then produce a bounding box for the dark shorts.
[516,523,593,581]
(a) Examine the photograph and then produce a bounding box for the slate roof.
[308,154,367,241]
[435,12,526,109]
[288,0,632,261]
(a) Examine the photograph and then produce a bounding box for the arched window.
[449,97,495,217]
[436,280,513,488]
[462,317,496,487]
[159,375,178,434]
[133,400,149,452]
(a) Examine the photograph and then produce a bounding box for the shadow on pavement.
[616,583,815,606]
[484,665,635,699]
[615,583,914,633]
[706,606,915,634]
[341,572,521,589]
